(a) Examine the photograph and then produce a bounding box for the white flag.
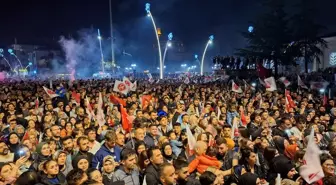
[85,96,95,121]
[186,124,196,153]
[299,129,324,184]
[123,77,132,91]
[113,80,129,95]
[298,75,308,89]
[259,78,266,87]
[279,77,291,87]
[232,81,243,93]
[96,93,105,127]
[130,81,137,91]
[264,77,277,91]
[43,86,59,99]
[310,81,329,90]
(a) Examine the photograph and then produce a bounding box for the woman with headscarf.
[161,143,176,164]
[102,155,117,185]
[72,155,90,172]
[273,136,289,154]
[32,142,51,170]
[273,157,300,185]
[284,144,298,160]
[238,172,260,185]
[52,150,73,176]
[14,125,25,141]
[7,133,20,153]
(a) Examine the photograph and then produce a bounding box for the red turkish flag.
[120,104,132,133]
[110,95,126,107]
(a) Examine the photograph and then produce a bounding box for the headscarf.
[284,144,297,160]
[72,155,89,171]
[161,143,175,162]
[273,136,286,154]
[238,172,258,185]
[273,157,294,178]
[7,132,20,153]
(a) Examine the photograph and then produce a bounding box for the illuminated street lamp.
[200,35,214,75]
[146,3,164,79]
[163,32,173,67]
[97,29,105,73]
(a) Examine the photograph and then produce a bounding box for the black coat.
[145,164,160,185]
[247,122,262,140]
[40,173,66,185]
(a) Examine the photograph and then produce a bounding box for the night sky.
[0,0,335,68]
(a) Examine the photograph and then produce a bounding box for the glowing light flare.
[252,83,256,87]
[194,54,198,59]
[28,62,32,66]
[248,26,254,33]
[168,32,173,41]
[201,34,214,75]
[167,42,172,47]
[320,88,325,93]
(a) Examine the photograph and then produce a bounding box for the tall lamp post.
[97,29,105,73]
[200,35,214,76]
[162,32,173,66]
[109,0,116,73]
[146,3,164,79]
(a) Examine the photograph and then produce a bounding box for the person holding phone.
[15,145,34,175]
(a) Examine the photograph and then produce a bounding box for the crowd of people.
[0,75,335,185]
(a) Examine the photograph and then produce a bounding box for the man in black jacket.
[247,113,263,140]
[174,159,201,185]
[145,146,164,185]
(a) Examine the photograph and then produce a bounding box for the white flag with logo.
[43,86,59,99]
[232,81,243,93]
[123,77,132,91]
[310,81,329,90]
[85,96,95,121]
[113,80,129,95]
[186,124,196,154]
[279,77,291,87]
[299,128,324,184]
[264,77,277,91]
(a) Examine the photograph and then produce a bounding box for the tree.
[290,0,327,73]
[236,0,295,76]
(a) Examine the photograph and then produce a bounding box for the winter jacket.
[145,164,160,185]
[188,154,221,174]
[92,144,121,169]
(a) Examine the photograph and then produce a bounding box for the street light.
[131,64,136,67]
[181,64,187,67]
[163,32,173,67]
[200,35,214,75]
[97,29,105,73]
[146,3,164,79]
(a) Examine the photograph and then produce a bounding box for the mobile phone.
[18,150,26,157]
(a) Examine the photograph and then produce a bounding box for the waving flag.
[265,77,277,91]
[43,86,60,99]
[232,81,243,93]
[310,81,329,90]
[231,117,240,139]
[141,95,152,110]
[123,77,132,90]
[120,104,132,133]
[110,95,126,107]
[86,96,95,121]
[113,80,129,95]
[300,129,324,184]
[259,78,267,87]
[97,93,105,127]
[72,91,81,104]
[298,75,308,89]
[186,124,196,155]
[130,81,137,91]
[279,77,291,87]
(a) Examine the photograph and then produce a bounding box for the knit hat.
[72,155,89,170]
[284,144,298,160]
[35,142,48,155]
